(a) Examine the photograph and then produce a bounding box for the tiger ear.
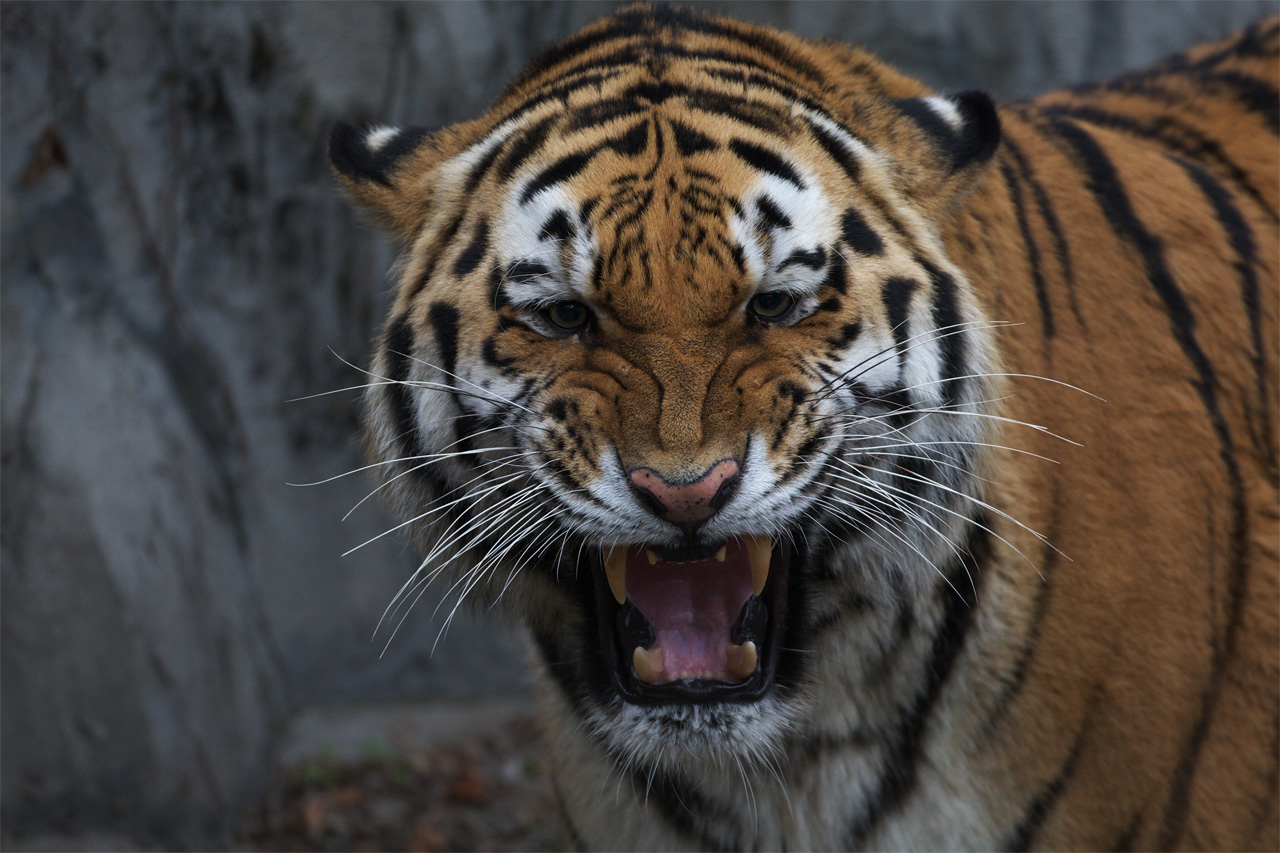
[888,90,1001,214]
[329,122,441,241]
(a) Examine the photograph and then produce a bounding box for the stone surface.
[2,1,1272,846]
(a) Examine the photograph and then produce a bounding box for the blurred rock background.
[2,1,1272,848]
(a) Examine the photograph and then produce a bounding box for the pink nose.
[629,459,741,525]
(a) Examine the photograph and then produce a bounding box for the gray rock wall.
[3,1,1272,846]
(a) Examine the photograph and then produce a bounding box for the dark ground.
[237,716,568,853]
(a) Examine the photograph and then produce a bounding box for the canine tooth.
[633,646,664,684]
[740,641,758,675]
[604,547,627,604]
[746,535,772,595]
[715,545,727,562]
[646,549,658,565]
[726,641,759,680]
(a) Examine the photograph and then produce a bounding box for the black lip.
[592,539,792,706]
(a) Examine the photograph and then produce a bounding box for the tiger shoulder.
[330,7,1279,850]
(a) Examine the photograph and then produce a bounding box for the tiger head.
[332,5,1002,771]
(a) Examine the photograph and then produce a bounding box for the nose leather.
[629,459,740,525]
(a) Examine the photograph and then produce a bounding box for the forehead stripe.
[778,247,827,271]
[671,120,718,156]
[841,209,884,256]
[497,115,557,181]
[520,150,595,204]
[538,210,576,243]
[756,196,792,230]
[729,138,805,188]
[805,118,861,184]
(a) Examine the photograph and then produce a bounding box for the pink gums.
[624,541,753,682]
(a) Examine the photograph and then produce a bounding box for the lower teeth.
[726,641,758,680]
[633,646,665,684]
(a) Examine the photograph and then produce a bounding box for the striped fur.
[331,7,1279,849]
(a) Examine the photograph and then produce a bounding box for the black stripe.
[1192,68,1280,131]
[1047,117,1247,849]
[920,259,968,407]
[1003,726,1088,851]
[1113,813,1144,852]
[881,277,917,368]
[845,518,990,846]
[841,208,884,256]
[427,301,479,453]
[821,257,848,296]
[829,320,860,348]
[807,117,861,183]
[640,769,740,852]
[464,140,503,193]
[496,115,556,181]
[1174,154,1273,470]
[452,219,489,279]
[407,212,465,300]
[625,4,826,83]
[981,485,1063,736]
[1001,133,1084,328]
[623,80,679,105]
[521,150,595,204]
[604,120,649,157]
[670,119,718,156]
[516,4,825,93]
[427,302,459,380]
[756,195,791,230]
[384,314,423,459]
[1038,103,1276,220]
[538,209,576,245]
[481,336,516,369]
[563,97,644,133]
[998,160,1054,339]
[778,247,826,271]
[687,89,789,135]
[729,138,805,189]
[505,261,551,283]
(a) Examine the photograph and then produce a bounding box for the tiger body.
[331,7,1279,850]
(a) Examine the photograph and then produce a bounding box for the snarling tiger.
[330,6,1278,849]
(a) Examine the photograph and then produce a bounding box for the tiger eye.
[546,300,590,331]
[748,291,795,320]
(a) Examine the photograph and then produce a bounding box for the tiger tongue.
[623,546,755,682]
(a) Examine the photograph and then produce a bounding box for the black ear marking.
[891,91,1001,173]
[328,122,433,188]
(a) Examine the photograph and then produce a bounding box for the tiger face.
[332,9,1003,773]
[334,7,1280,849]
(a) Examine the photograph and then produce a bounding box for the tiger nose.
[628,459,741,526]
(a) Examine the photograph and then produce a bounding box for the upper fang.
[604,546,627,604]
[746,535,772,596]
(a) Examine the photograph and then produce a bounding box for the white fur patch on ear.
[920,96,965,130]
[365,125,401,153]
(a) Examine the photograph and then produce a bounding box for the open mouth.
[593,536,791,705]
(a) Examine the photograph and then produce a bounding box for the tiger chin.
[330,6,1279,850]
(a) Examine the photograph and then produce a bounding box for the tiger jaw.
[594,535,792,705]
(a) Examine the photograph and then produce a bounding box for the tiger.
[329,5,1279,850]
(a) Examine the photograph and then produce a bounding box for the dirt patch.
[237,715,568,852]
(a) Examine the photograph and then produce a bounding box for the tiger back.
[330,7,1279,849]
